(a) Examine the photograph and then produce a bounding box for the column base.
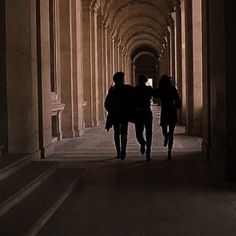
[0,145,5,156]
[93,119,100,127]
[209,147,225,180]
[85,120,94,128]
[75,128,85,137]
[62,130,76,138]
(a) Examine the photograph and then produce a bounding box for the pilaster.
[5,0,40,155]
[59,0,75,137]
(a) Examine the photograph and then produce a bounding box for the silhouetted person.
[134,74,153,161]
[157,75,181,160]
[104,72,133,160]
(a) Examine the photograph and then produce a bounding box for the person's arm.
[104,90,112,111]
[152,87,160,98]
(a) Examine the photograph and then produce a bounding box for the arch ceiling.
[131,46,159,61]
[101,0,177,59]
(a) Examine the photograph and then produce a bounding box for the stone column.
[108,28,113,85]
[125,55,129,81]
[202,0,211,156]
[72,0,85,136]
[184,0,194,135]
[103,21,110,91]
[206,0,236,179]
[175,0,183,124]
[59,0,75,137]
[113,35,118,72]
[38,0,55,156]
[122,50,126,72]
[132,62,136,84]
[169,16,176,80]
[129,59,133,84]
[158,57,162,78]
[192,0,203,136]
[124,55,128,79]
[166,33,171,75]
[118,43,123,71]
[0,0,8,153]
[90,2,99,126]
[97,13,105,121]
[5,0,39,155]
[117,42,120,71]
[225,0,236,179]
[82,1,94,127]
[111,35,116,74]
[181,0,187,124]
[70,0,78,136]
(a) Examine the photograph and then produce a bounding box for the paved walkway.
[40,106,236,236]
[50,105,202,161]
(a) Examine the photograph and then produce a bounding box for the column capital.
[117,38,121,47]
[167,14,174,28]
[176,0,181,7]
[102,15,109,29]
[111,28,117,40]
[90,0,99,13]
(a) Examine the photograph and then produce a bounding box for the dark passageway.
[38,107,236,236]
[0,0,236,235]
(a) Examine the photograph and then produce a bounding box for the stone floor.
[40,106,236,236]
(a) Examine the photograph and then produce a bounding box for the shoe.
[140,143,145,155]
[121,151,126,160]
[146,147,151,161]
[115,155,121,159]
[167,150,172,160]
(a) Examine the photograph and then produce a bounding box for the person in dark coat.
[104,72,133,160]
[157,75,181,160]
[133,74,153,161]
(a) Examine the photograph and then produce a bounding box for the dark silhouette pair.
[105,72,181,161]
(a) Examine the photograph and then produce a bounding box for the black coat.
[133,84,153,122]
[158,87,181,126]
[104,84,134,129]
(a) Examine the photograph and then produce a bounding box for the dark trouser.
[161,124,176,152]
[113,122,128,156]
[135,110,153,155]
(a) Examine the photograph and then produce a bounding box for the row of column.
[57,0,84,138]
[1,0,86,157]
[82,0,132,127]
[158,0,203,136]
[2,0,53,157]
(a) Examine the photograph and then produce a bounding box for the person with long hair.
[157,75,181,160]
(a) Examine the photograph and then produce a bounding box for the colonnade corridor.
[37,106,236,236]
[1,0,236,234]
[48,105,202,161]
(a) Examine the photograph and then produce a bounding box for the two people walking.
[105,72,181,161]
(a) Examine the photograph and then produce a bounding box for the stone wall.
[0,0,8,152]
[208,0,236,179]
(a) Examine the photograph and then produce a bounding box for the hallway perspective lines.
[49,105,202,162]
[40,106,236,235]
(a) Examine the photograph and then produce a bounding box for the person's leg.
[135,121,146,154]
[113,124,121,158]
[167,124,176,160]
[120,122,128,159]
[161,124,168,147]
[145,112,153,161]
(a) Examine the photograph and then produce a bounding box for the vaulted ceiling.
[100,0,177,59]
